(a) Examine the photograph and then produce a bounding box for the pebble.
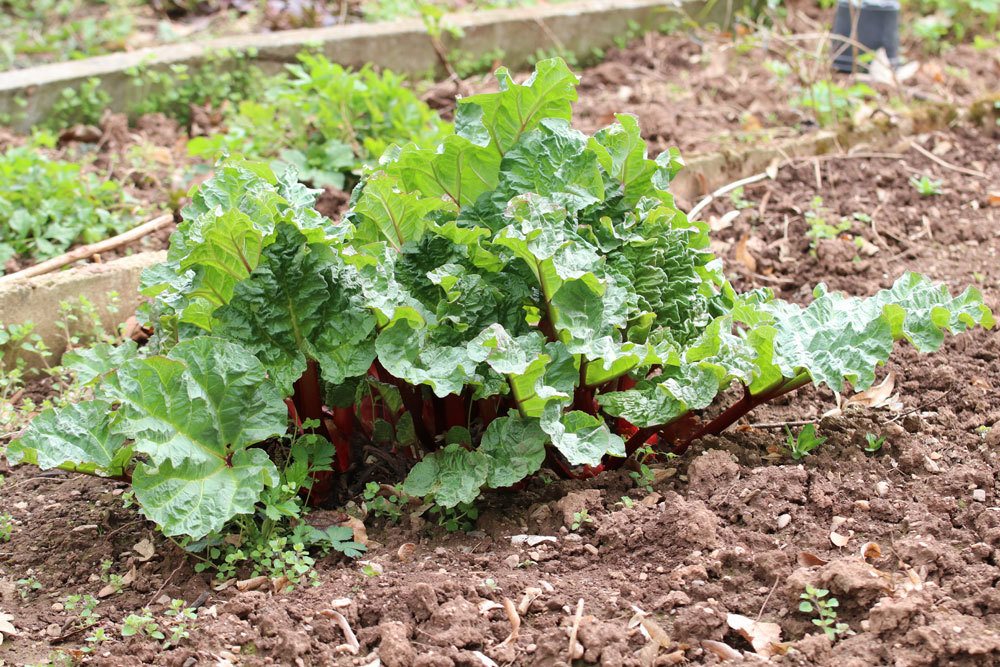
[972,489,987,503]
[51,602,64,612]
[583,544,599,556]
[46,624,61,638]
[776,514,791,529]
[876,481,890,497]
[504,554,520,569]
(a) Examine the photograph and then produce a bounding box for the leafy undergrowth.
[6,58,994,576]
[0,134,138,271]
[187,54,450,191]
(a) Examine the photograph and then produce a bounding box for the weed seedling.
[0,513,12,542]
[64,594,100,629]
[16,576,41,600]
[99,559,125,594]
[121,611,163,641]
[729,186,755,210]
[799,585,849,640]
[363,482,406,523]
[785,424,826,460]
[570,509,593,531]
[862,433,885,453]
[910,175,943,197]
[85,627,110,646]
[805,197,852,252]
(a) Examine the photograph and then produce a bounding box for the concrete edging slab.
[0,252,165,367]
[0,0,724,130]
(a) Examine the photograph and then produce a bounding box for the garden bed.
[4,24,994,281]
[2,115,998,666]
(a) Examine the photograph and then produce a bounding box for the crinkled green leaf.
[761,272,994,392]
[596,364,721,429]
[214,224,376,394]
[401,443,489,508]
[497,119,605,213]
[145,161,333,329]
[505,341,577,417]
[376,320,482,397]
[869,272,994,350]
[107,337,287,467]
[352,171,447,249]
[392,135,500,208]
[133,448,278,539]
[478,414,548,488]
[590,114,658,207]
[541,404,624,466]
[63,341,138,386]
[7,401,130,476]
[456,58,579,155]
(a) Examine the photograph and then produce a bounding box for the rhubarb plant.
[8,58,993,543]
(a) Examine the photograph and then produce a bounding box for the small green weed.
[17,576,42,600]
[793,81,875,127]
[0,142,136,269]
[799,584,850,640]
[427,500,479,532]
[862,433,885,453]
[64,594,100,629]
[729,186,755,210]
[805,197,852,250]
[570,509,593,531]
[785,424,826,460]
[363,482,407,523]
[0,513,13,542]
[909,174,944,196]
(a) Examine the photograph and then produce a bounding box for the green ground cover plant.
[188,54,449,190]
[7,59,993,564]
[0,136,137,270]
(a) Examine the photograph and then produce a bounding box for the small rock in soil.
[403,582,438,623]
[379,622,416,667]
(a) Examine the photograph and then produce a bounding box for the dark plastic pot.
[831,0,900,72]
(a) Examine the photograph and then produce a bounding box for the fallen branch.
[908,140,987,179]
[498,597,520,648]
[688,172,771,220]
[746,419,817,430]
[0,213,174,285]
[567,598,585,660]
[319,608,361,655]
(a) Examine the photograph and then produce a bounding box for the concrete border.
[0,252,165,368]
[0,0,726,130]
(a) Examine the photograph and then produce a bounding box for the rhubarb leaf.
[7,401,129,476]
[107,337,287,468]
[761,272,994,391]
[214,225,377,394]
[455,58,578,155]
[133,448,278,539]
[541,404,625,466]
[478,414,548,488]
[402,443,489,508]
[352,172,446,249]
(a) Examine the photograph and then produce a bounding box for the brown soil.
[2,118,1000,666]
[425,29,1000,158]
